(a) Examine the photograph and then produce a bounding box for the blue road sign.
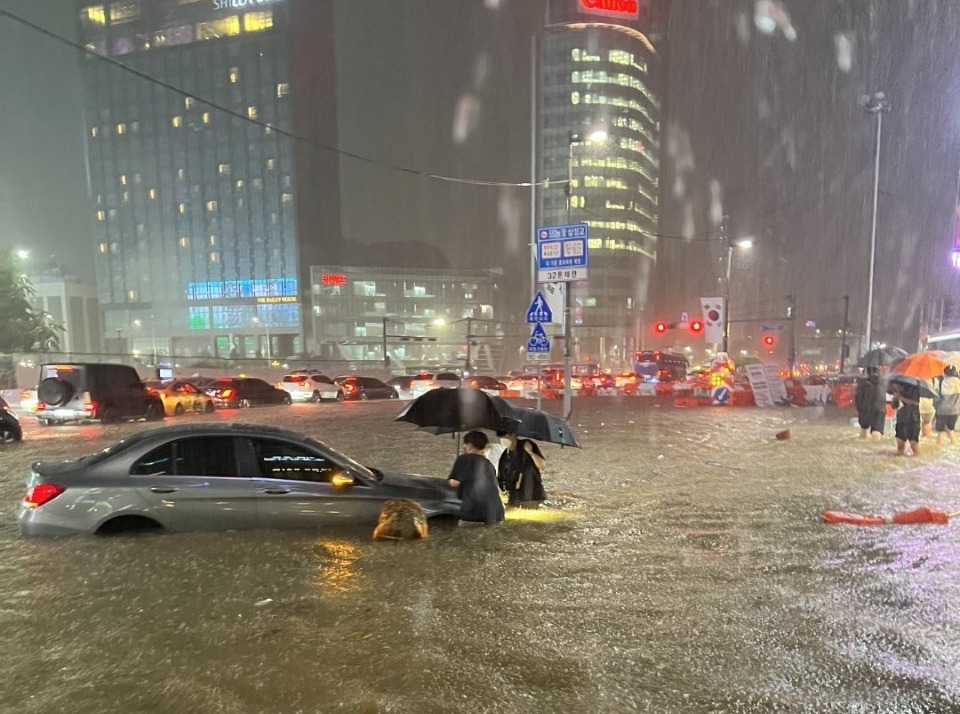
[527,323,551,353]
[536,223,589,283]
[526,291,553,324]
[711,386,731,405]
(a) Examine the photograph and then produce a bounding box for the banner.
[743,363,789,407]
[700,297,725,344]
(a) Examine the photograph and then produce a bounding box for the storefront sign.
[257,296,297,304]
[214,0,280,10]
[578,0,640,21]
[321,274,347,286]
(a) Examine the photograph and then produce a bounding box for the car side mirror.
[330,472,355,489]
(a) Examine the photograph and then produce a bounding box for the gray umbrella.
[858,346,908,369]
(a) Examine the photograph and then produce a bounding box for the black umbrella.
[886,373,937,399]
[507,407,581,448]
[395,387,520,434]
[858,346,908,369]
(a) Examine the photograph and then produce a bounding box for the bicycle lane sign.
[527,323,551,353]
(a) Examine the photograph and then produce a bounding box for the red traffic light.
[655,321,667,333]
[763,335,776,347]
[690,320,703,333]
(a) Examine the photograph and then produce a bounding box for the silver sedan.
[18,423,460,537]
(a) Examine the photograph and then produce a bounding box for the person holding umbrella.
[935,365,960,445]
[855,367,886,440]
[497,431,547,508]
[447,431,505,526]
[889,379,922,456]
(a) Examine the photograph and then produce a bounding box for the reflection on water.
[3,401,960,712]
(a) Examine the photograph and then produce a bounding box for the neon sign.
[578,0,640,21]
[321,274,347,286]
[213,0,279,9]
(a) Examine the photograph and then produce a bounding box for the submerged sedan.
[18,423,460,537]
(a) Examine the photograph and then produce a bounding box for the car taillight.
[468,379,478,387]
[35,402,46,412]
[222,389,233,399]
[83,402,96,413]
[19,391,31,399]
[22,484,65,509]
[343,383,356,393]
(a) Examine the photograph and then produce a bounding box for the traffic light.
[762,334,777,348]
[655,321,667,333]
[689,320,703,334]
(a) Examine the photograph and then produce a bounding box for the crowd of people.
[855,365,960,456]
[445,430,547,526]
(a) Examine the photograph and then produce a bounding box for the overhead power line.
[0,9,553,189]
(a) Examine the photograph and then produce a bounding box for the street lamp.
[563,128,607,418]
[861,91,890,353]
[721,236,753,354]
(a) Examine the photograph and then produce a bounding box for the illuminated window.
[120,174,127,185]
[571,48,580,61]
[122,191,129,203]
[281,193,293,203]
[131,121,139,133]
[196,16,241,40]
[81,6,106,25]
[253,178,263,189]
[171,115,182,128]
[236,179,244,189]
[99,243,107,254]
[116,123,127,135]
[571,92,580,105]
[609,49,633,65]
[127,290,138,301]
[209,235,217,246]
[266,158,275,170]
[229,67,239,83]
[209,252,220,263]
[206,200,218,211]
[247,106,259,119]
[276,83,290,98]
[110,2,138,23]
[90,126,99,138]
[244,11,273,32]
[218,163,231,176]
[149,188,157,200]
[202,112,212,125]
[134,173,141,184]
[264,126,273,135]
[178,203,186,214]
[96,210,106,221]
[184,97,195,110]
[177,169,185,180]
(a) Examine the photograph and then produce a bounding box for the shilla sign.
[577,0,640,21]
[214,0,279,9]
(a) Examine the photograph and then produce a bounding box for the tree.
[0,249,64,352]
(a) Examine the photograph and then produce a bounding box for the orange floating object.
[824,507,953,526]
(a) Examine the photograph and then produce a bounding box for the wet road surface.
[2,399,960,713]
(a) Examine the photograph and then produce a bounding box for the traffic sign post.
[536,222,589,284]
[526,291,554,324]
[526,323,551,354]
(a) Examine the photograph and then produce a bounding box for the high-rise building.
[76,0,341,359]
[538,0,666,366]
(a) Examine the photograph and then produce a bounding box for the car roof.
[112,422,317,447]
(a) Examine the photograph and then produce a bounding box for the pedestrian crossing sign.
[526,292,553,324]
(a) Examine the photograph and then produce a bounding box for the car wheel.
[310,390,321,403]
[174,403,184,417]
[205,401,215,413]
[389,390,398,399]
[282,394,292,405]
[145,402,164,421]
[100,407,120,424]
[37,377,74,407]
[39,419,52,427]
[360,391,369,401]
[336,390,344,402]
[240,398,253,408]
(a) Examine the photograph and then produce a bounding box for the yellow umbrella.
[892,352,947,380]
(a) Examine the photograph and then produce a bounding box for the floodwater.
[2,398,960,714]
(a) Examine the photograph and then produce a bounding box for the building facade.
[310,266,502,373]
[538,0,666,368]
[30,273,103,355]
[76,0,341,360]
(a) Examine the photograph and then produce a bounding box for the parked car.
[465,375,507,396]
[205,378,292,408]
[17,422,460,537]
[433,371,463,389]
[386,376,417,399]
[0,396,23,443]
[35,363,164,425]
[277,373,343,402]
[335,376,399,401]
[144,379,216,416]
[409,371,460,397]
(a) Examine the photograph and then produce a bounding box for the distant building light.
[321,274,347,286]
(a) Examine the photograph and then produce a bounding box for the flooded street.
[3,399,960,713]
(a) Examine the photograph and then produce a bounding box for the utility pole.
[465,317,473,375]
[382,317,389,368]
[839,294,850,373]
[787,294,797,372]
[720,214,731,354]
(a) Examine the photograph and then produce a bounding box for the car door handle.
[150,487,178,493]
[263,488,291,495]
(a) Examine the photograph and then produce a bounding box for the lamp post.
[721,236,753,354]
[253,316,271,364]
[861,91,890,354]
[564,128,607,419]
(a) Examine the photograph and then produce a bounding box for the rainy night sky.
[2,0,960,349]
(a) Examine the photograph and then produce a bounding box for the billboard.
[577,0,641,21]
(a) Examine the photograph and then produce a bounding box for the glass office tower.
[77,0,341,358]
